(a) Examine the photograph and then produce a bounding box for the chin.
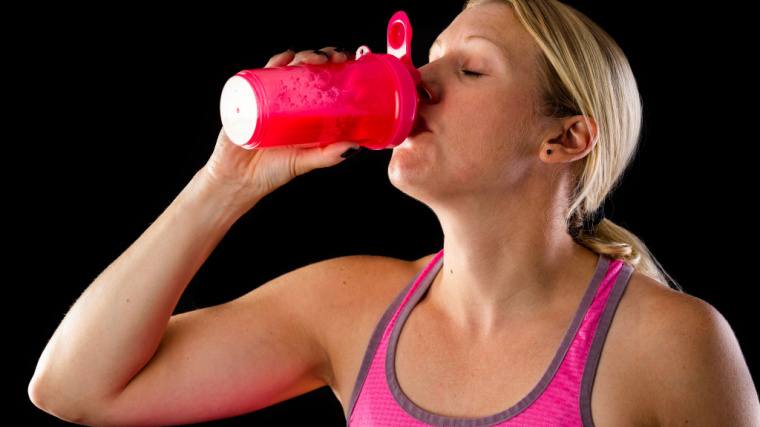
[388,144,443,203]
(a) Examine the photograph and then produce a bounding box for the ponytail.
[571,212,679,289]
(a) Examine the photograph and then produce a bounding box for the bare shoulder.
[594,271,760,426]
[254,253,438,407]
[265,253,436,318]
[251,253,437,337]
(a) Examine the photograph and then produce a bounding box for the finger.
[293,141,362,175]
[329,47,354,63]
[288,46,353,66]
[321,47,355,63]
[265,49,296,68]
[288,48,329,66]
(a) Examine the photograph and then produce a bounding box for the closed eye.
[461,69,484,77]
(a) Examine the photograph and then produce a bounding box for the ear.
[539,116,598,164]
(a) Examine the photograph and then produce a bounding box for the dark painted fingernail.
[313,50,329,58]
[341,147,361,158]
[334,47,348,54]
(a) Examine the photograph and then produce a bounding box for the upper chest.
[388,269,646,426]
[394,298,571,418]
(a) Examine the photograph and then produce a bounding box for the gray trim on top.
[346,255,633,427]
[345,264,429,424]
[579,262,633,427]
[385,256,609,427]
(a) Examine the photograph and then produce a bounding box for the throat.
[431,238,600,329]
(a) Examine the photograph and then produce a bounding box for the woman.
[29,0,759,425]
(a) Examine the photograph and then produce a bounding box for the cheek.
[449,96,541,184]
[448,100,523,161]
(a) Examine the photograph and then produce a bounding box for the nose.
[418,84,433,101]
[416,63,440,104]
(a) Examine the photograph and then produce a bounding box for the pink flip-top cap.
[357,11,420,150]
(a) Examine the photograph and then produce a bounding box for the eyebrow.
[429,34,513,64]
[428,38,442,60]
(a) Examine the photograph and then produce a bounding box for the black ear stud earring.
[547,149,552,155]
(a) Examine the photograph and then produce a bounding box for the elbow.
[29,371,132,427]
[29,352,132,426]
[28,374,47,414]
[28,368,54,414]
[28,370,90,425]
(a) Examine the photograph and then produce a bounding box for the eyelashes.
[461,69,484,77]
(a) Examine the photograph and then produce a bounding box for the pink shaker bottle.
[219,11,421,150]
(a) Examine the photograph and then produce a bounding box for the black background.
[11,1,756,425]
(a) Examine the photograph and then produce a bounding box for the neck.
[427,188,598,332]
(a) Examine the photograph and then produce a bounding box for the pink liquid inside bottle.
[220,11,420,150]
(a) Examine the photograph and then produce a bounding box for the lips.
[410,114,431,135]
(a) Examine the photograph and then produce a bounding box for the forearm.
[29,166,259,419]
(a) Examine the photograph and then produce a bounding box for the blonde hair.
[464,0,678,289]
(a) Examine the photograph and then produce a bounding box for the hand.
[202,48,360,211]
[283,46,356,66]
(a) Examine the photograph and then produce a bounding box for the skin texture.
[29,4,759,427]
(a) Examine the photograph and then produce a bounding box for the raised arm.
[28,48,365,426]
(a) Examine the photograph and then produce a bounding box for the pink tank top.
[347,251,632,427]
